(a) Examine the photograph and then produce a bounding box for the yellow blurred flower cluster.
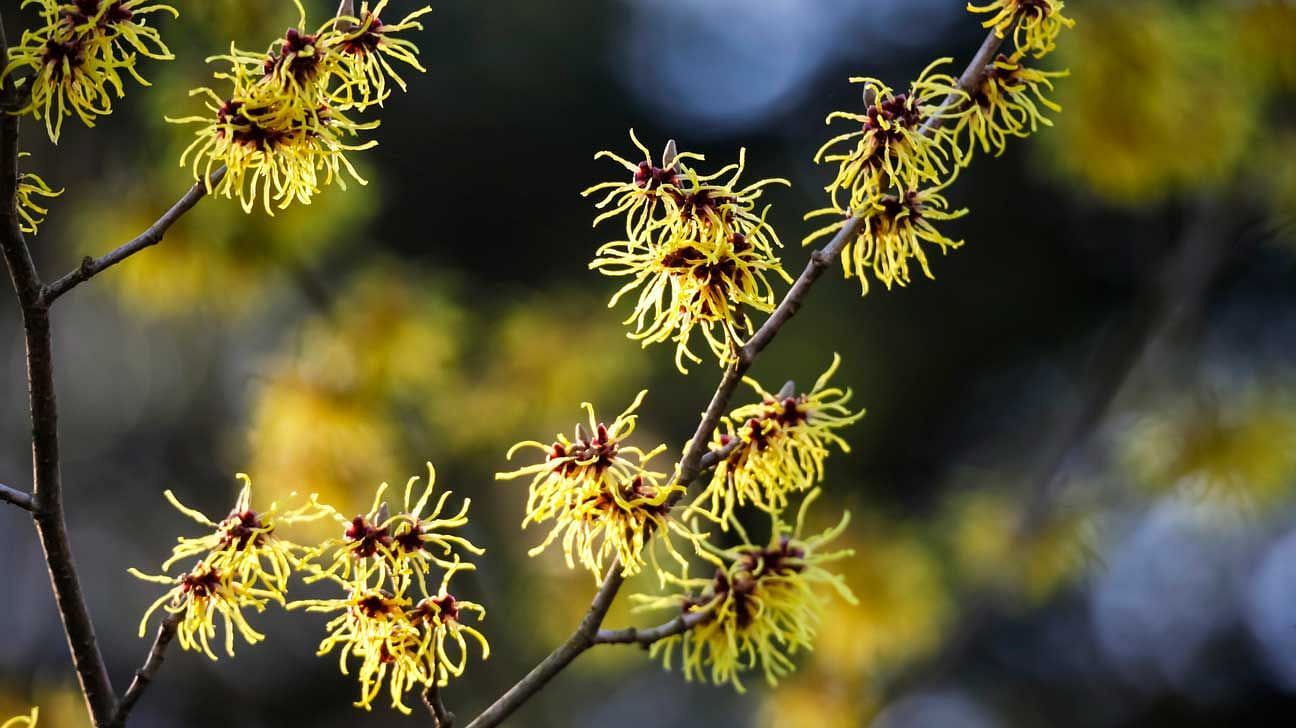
[1120,380,1296,508]
[1043,0,1296,215]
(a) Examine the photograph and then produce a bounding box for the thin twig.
[594,600,718,646]
[43,168,226,303]
[110,613,181,727]
[0,482,33,511]
[464,567,624,728]
[0,17,118,727]
[423,682,455,728]
[462,27,1009,727]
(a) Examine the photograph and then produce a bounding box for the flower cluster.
[16,154,62,235]
[809,2,1072,292]
[3,0,177,143]
[497,391,695,579]
[292,464,488,714]
[689,355,865,526]
[952,54,1068,161]
[587,132,792,372]
[129,476,329,659]
[1,709,38,728]
[131,464,488,714]
[171,0,432,214]
[637,491,857,691]
[968,0,1075,59]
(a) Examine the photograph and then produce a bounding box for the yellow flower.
[967,0,1075,59]
[594,224,792,372]
[1,708,37,728]
[170,0,430,214]
[689,354,864,525]
[3,0,177,143]
[66,0,177,60]
[582,130,705,249]
[329,0,434,109]
[804,178,967,294]
[155,475,329,599]
[16,154,62,235]
[637,491,856,692]
[815,59,966,211]
[408,571,491,687]
[954,53,1068,162]
[130,561,277,659]
[171,75,378,215]
[498,392,695,578]
[587,135,792,372]
[306,463,484,596]
[292,561,488,714]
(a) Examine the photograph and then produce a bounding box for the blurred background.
[2,0,1296,725]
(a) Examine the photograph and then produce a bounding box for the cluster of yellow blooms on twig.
[0,0,1076,720]
[2,0,432,222]
[493,0,1075,695]
[129,466,486,715]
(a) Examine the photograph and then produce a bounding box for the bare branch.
[423,682,455,728]
[594,600,718,646]
[44,168,227,304]
[0,16,119,727]
[463,568,624,728]
[0,482,33,511]
[110,613,181,727]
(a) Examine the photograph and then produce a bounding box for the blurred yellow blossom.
[1120,385,1296,508]
[942,487,1089,603]
[1043,1,1259,204]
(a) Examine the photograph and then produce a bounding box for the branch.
[43,168,226,304]
[464,568,624,728]
[0,482,33,511]
[462,25,1006,728]
[0,16,118,728]
[110,613,181,727]
[594,600,718,646]
[422,682,454,728]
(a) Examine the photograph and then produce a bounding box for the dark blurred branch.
[423,682,454,728]
[462,23,1008,726]
[594,600,718,646]
[44,168,226,303]
[0,482,33,511]
[0,15,119,727]
[110,613,181,727]
[883,200,1237,700]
